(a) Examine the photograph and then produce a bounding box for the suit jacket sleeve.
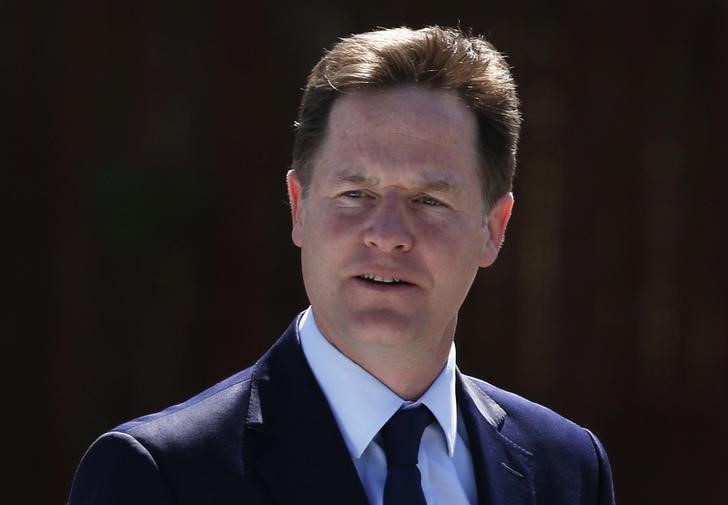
[586,429,616,505]
[68,431,174,505]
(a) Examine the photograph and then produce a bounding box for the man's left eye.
[415,195,442,206]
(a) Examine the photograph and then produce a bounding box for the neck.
[328,335,452,401]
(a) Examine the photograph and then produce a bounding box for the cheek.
[314,205,369,240]
[301,210,362,264]
[417,215,484,248]
[417,220,487,271]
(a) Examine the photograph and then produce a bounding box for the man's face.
[288,87,512,363]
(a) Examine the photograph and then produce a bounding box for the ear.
[287,169,305,248]
[479,192,514,268]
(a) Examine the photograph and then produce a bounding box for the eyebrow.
[332,170,455,193]
[334,172,374,185]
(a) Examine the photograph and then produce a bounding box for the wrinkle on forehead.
[326,121,475,167]
[332,87,473,126]
[330,167,461,194]
[322,134,472,176]
[326,91,478,161]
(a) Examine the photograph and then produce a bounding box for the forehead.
[327,87,476,148]
[313,87,481,187]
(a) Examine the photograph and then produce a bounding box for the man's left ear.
[479,192,514,268]
[287,169,305,248]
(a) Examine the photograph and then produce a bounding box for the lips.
[355,272,416,286]
[359,273,404,284]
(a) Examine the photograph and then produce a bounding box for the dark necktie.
[381,405,434,505]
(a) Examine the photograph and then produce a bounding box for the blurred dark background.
[5,1,727,503]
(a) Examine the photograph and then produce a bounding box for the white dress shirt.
[298,307,477,505]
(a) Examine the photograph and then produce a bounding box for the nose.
[363,195,414,253]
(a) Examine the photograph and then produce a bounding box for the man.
[69,26,615,505]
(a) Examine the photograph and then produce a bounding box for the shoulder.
[69,431,174,505]
[464,374,595,448]
[462,375,615,504]
[69,367,258,504]
[116,366,255,442]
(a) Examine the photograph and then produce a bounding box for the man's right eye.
[342,190,365,198]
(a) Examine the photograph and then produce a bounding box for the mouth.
[356,273,413,286]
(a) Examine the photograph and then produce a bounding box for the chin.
[346,308,426,347]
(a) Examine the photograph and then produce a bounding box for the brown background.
[6,1,727,503]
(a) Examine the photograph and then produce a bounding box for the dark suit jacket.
[69,317,615,505]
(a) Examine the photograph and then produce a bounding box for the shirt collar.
[298,307,459,458]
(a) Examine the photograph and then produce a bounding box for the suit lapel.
[243,320,537,505]
[245,321,369,505]
[457,373,536,505]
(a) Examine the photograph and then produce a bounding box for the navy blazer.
[69,318,615,505]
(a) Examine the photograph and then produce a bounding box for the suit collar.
[299,307,461,458]
[245,317,535,505]
[457,372,536,505]
[246,317,369,505]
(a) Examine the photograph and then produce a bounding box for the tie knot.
[381,405,434,466]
